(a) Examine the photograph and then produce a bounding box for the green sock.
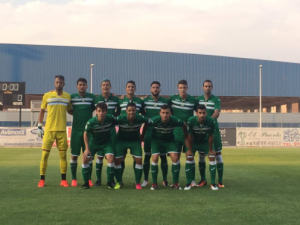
[172,163,180,184]
[143,154,151,181]
[115,165,122,183]
[185,161,195,184]
[134,164,143,184]
[82,164,89,183]
[70,161,77,180]
[160,155,168,181]
[151,163,158,184]
[209,163,216,184]
[199,162,206,181]
[133,160,136,171]
[89,161,93,180]
[217,163,224,182]
[96,161,103,181]
[121,160,125,175]
[107,164,115,183]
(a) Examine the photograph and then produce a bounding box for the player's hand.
[83,149,91,162]
[37,125,44,138]
[208,149,216,157]
[186,150,193,159]
[119,95,125,99]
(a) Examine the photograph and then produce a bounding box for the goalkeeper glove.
[37,123,44,138]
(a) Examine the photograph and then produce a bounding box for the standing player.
[118,80,144,175]
[37,75,72,187]
[168,80,198,187]
[93,79,119,186]
[81,103,115,189]
[186,105,218,190]
[114,103,149,190]
[141,81,169,187]
[197,80,224,188]
[149,105,189,190]
[69,78,95,187]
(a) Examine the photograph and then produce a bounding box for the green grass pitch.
[0,147,299,225]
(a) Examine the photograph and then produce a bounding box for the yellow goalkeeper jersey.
[41,91,72,131]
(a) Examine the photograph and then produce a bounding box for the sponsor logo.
[0,129,26,136]
[31,129,38,134]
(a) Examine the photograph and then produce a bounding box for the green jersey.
[71,92,95,130]
[197,95,221,128]
[143,96,168,118]
[119,96,144,114]
[168,94,198,122]
[115,114,149,141]
[85,115,115,145]
[150,115,184,141]
[187,116,215,144]
[94,93,120,116]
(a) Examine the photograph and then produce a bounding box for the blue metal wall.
[0,43,299,96]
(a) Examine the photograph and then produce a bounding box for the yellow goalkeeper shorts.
[42,131,68,150]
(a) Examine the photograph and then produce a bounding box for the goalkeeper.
[37,75,72,188]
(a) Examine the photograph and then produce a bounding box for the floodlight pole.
[259,65,262,147]
[90,64,94,93]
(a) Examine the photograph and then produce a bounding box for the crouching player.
[114,103,149,190]
[81,103,115,189]
[186,104,218,190]
[149,105,189,190]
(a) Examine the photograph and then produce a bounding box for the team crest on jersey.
[154,103,157,107]
[181,103,185,107]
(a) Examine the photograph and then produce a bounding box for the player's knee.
[71,155,78,160]
[216,154,223,163]
[135,157,142,164]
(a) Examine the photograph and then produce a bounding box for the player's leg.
[95,153,104,186]
[103,142,115,189]
[214,130,224,187]
[197,143,208,187]
[208,150,218,190]
[169,151,180,189]
[150,140,160,190]
[142,128,152,186]
[114,140,125,189]
[56,131,69,187]
[38,131,54,187]
[174,128,185,183]
[70,130,84,187]
[160,153,168,186]
[130,141,143,189]
[184,148,195,190]
[81,150,92,189]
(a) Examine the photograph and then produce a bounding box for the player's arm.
[140,117,150,142]
[182,122,190,149]
[67,109,73,115]
[37,94,48,137]
[208,134,215,156]
[83,131,91,161]
[186,120,193,156]
[211,98,221,119]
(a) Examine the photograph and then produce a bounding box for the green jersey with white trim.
[71,92,95,131]
[143,96,168,118]
[168,94,198,122]
[150,115,184,141]
[197,95,221,128]
[85,115,115,145]
[187,116,215,144]
[119,96,144,114]
[115,114,149,141]
[94,93,120,116]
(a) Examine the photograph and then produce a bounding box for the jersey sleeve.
[214,98,221,110]
[167,96,173,106]
[172,116,184,127]
[139,100,145,115]
[67,97,72,111]
[115,98,121,115]
[187,118,193,135]
[139,115,150,124]
[84,121,92,133]
[93,96,99,107]
[41,93,48,110]
[91,94,96,111]
[209,120,215,135]
[194,98,198,110]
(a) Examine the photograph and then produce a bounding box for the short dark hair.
[151,81,161,87]
[126,80,136,87]
[77,78,87,85]
[197,104,207,111]
[55,75,65,82]
[96,102,107,111]
[178,80,187,86]
[126,102,136,109]
[160,105,171,111]
[203,79,213,87]
[101,79,111,87]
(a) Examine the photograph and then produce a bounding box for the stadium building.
[1,43,300,128]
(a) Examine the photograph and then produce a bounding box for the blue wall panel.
[0,44,299,96]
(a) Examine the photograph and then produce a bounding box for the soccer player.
[141,81,169,187]
[167,80,198,187]
[69,78,95,187]
[113,103,149,190]
[81,103,115,189]
[118,80,144,176]
[197,80,224,188]
[149,105,189,190]
[186,104,218,190]
[93,79,119,186]
[37,75,72,188]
